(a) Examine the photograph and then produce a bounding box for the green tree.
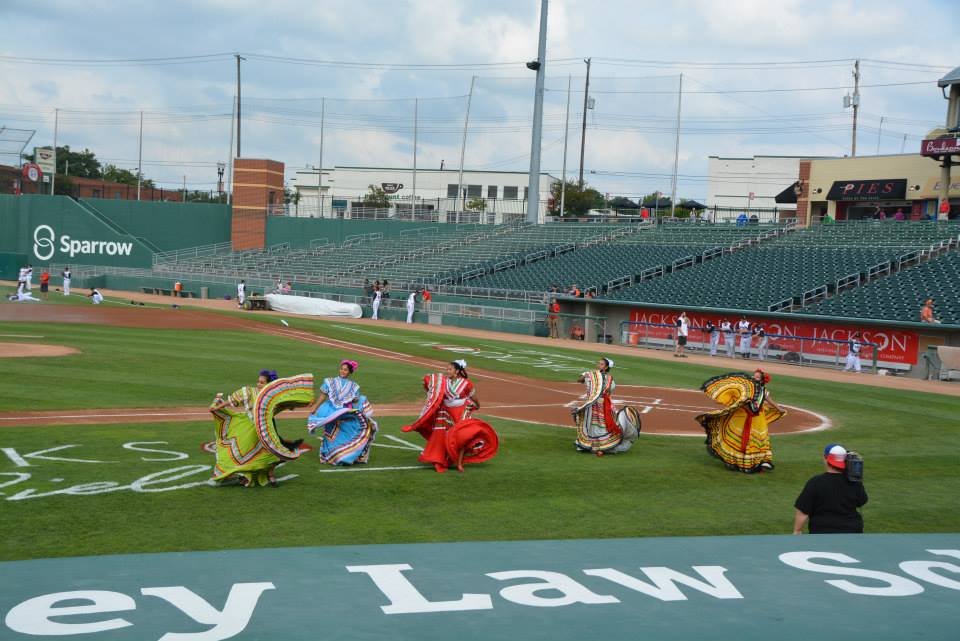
[102,164,139,186]
[466,197,487,211]
[547,179,604,216]
[284,185,300,205]
[608,196,638,210]
[362,184,390,208]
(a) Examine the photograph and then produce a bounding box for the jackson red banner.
[627,308,920,365]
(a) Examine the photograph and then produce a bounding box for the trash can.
[200,286,209,300]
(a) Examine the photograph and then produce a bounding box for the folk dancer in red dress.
[403,360,499,473]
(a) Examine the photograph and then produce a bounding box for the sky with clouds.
[1,0,958,201]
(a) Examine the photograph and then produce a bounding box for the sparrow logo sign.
[32,225,55,261]
[32,225,134,261]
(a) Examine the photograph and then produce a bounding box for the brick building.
[0,164,182,201]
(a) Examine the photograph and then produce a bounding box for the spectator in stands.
[737,316,752,359]
[584,289,595,299]
[920,298,941,324]
[894,208,906,221]
[547,298,560,339]
[282,281,292,294]
[793,444,867,535]
[275,278,283,294]
[421,288,432,312]
[736,213,748,227]
[570,325,585,341]
[174,281,183,298]
[705,319,719,356]
[382,279,391,299]
[364,279,373,301]
[674,312,690,358]
[721,318,735,357]
[754,323,769,361]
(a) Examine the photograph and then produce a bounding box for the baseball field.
[1,286,958,559]
[1,287,958,641]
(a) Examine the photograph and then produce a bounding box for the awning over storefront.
[774,182,798,204]
[826,178,906,201]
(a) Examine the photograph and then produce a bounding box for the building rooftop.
[938,65,960,88]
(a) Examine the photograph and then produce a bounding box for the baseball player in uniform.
[706,320,720,356]
[25,265,33,291]
[845,332,863,373]
[62,267,71,296]
[371,287,382,320]
[755,324,769,360]
[737,317,752,359]
[237,280,246,307]
[721,319,735,357]
[88,288,104,305]
[406,291,417,323]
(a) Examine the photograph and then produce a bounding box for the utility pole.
[235,54,245,158]
[182,175,187,204]
[560,74,571,218]
[670,73,683,218]
[578,57,592,188]
[526,0,549,225]
[137,110,143,201]
[226,95,235,205]
[51,108,58,195]
[457,75,477,216]
[318,97,325,217]
[900,133,907,154]
[412,97,418,218]
[851,59,860,157]
[876,115,884,156]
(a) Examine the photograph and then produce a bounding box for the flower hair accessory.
[452,359,467,370]
[259,369,278,382]
[603,357,614,369]
[754,369,771,384]
[340,359,359,373]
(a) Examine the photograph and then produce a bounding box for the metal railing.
[619,320,879,373]
[153,241,234,265]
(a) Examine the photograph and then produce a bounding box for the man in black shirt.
[793,444,868,534]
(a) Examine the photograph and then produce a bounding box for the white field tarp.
[265,294,363,318]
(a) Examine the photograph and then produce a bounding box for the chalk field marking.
[0,334,45,338]
[378,434,423,452]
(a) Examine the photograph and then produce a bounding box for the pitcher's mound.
[0,343,80,358]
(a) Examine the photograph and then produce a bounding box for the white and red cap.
[824,443,847,469]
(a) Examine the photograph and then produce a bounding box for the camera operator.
[793,444,867,534]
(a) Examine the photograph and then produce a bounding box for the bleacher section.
[604,221,960,312]
[806,250,960,324]
[155,223,638,287]
[466,223,784,293]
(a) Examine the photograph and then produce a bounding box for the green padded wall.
[84,199,232,251]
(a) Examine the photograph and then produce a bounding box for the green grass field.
[1,292,958,562]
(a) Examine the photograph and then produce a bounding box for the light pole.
[525,0,549,224]
[217,162,226,204]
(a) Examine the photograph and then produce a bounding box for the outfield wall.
[0,195,234,278]
[0,195,155,274]
[265,217,480,248]
[572,297,960,374]
[83,199,231,251]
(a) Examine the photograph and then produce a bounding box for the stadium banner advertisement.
[627,308,919,367]
[0,535,957,641]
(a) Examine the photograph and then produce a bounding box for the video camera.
[844,451,864,483]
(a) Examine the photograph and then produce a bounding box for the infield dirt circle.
[0,342,79,358]
[0,305,827,434]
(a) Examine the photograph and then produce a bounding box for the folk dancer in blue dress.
[307,359,378,465]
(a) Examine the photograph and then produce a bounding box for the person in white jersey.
[88,288,104,304]
[737,316,752,359]
[674,312,690,358]
[62,267,71,296]
[406,291,417,324]
[371,286,382,320]
[237,280,246,308]
[845,332,863,373]
[721,319,735,357]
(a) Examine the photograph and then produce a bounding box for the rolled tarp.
[265,294,363,318]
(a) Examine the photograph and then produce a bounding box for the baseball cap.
[823,443,847,469]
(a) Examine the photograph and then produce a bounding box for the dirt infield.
[0,302,827,435]
[0,342,79,358]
